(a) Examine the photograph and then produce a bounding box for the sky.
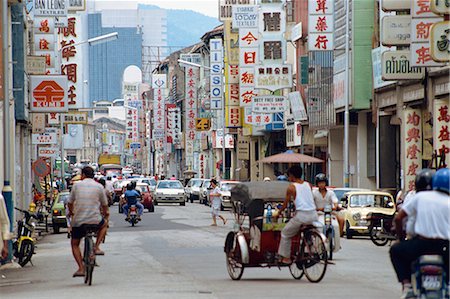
[92,0,219,18]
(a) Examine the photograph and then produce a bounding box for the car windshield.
[148,178,157,186]
[333,189,365,200]
[349,194,394,208]
[59,193,70,204]
[202,180,211,188]
[136,186,148,193]
[191,180,203,187]
[221,183,238,191]
[158,181,183,189]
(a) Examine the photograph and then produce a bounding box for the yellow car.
[340,191,395,239]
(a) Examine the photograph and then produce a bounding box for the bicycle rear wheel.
[84,236,95,285]
[303,230,327,283]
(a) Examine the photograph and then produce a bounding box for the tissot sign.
[30,75,68,112]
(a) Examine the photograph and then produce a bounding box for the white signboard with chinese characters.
[288,91,308,121]
[411,18,442,43]
[232,5,258,28]
[152,83,166,140]
[308,0,334,51]
[32,132,58,144]
[433,99,450,159]
[33,17,57,71]
[430,21,450,62]
[34,0,68,17]
[410,42,445,67]
[244,107,272,126]
[239,23,259,107]
[255,64,292,91]
[30,75,68,112]
[166,104,181,146]
[382,50,425,80]
[252,95,287,113]
[210,39,224,110]
[184,66,199,167]
[259,2,287,63]
[403,109,422,191]
[411,0,437,18]
[381,16,411,46]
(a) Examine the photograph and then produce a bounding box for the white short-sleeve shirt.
[313,189,338,210]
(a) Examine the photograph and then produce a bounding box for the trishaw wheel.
[303,230,327,283]
[289,262,304,280]
[225,233,244,280]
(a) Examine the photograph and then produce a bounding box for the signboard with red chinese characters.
[244,107,272,126]
[210,39,224,110]
[152,75,167,141]
[34,17,57,72]
[225,64,241,127]
[239,25,258,107]
[252,95,287,113]
[254,64,292,91]
[308,0,334,51]
[214,131,235,149]
[433,99,450,162]
[185,67,199,167]
[430,21,450,62]
[47,112,60,125]
[403,109,422,191]
[58,15,87,108]
[32,132,58,145]
[410,0,444,66]
[30,75,68,112]
[124,82,140,144]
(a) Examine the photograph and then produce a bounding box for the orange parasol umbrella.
[259,150,323,164]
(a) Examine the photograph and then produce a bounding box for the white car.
[154,180,186,206]
[218,181,240,210]
[199,179,211,205]
[185,178,203,202]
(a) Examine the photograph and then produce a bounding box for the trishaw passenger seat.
[248,199,264,231]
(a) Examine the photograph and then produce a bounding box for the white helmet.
[263,177,271,182]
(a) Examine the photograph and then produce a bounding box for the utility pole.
[343,0,351,188]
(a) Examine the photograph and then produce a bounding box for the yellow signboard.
[195,118,211,131]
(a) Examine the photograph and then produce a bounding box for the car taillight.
[53,210,60,215]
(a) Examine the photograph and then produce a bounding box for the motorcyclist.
[312,173,344,237]
[390,168,450,299]
[122,183,144,221]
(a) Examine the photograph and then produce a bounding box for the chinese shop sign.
[308,0,334,51]
[403,109,422,191]
[254,64,292,91]
[433,99,450,164]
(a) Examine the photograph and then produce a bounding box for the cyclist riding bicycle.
[67,166,109,278]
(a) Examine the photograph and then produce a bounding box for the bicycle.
[82,225,98,286]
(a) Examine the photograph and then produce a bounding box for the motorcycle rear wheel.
[18,239,34,267]
[369,226,389,246]
[326,229,333,261]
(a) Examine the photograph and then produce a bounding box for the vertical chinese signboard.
[58,16,86,108]
[123,82,140,146]
[185,67,199,168]
[34,17,57,73]
[166,104,181,148]
[308,0,334,51]
[152,74,167,141]
[404,109,423,191]
[434,99,450,165]
[410,0,444,67]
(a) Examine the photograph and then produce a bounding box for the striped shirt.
[69,178,107,227]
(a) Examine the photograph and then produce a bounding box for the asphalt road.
[0,202,401,299]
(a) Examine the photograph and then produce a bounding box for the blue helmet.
[432,168,450,194]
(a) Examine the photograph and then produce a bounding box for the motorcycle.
[411,255,448,299]
[126,205,140,227]
[13,208,41,267]
[367,212,397,246]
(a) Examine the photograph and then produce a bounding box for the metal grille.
[307,51,336,129]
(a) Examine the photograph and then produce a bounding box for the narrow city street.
[1,203,400,299]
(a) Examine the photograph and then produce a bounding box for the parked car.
[199,179,211,205]
[218,180,240,210]
[154,180,186,206]
[135,183,154,212]
[340,191,396,239]
[185,178,203,202]
[51,190,70,234]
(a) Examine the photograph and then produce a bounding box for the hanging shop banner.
[411,18,442,43]
[433,99,450,160]
[232,5,258,29]
[430,21,450,63]
[254,64,292,91]
[259,2,287,63]
[38,146,59,158]
[381,15,411,46]
[30,75,68,112]
[27,56,47,75]
[184,66,199,167]
[411,0,437,18]
[308,0,334,51]
[166,104,181,145]
[34,0,68,17]
[237,136,250,160]
[381,50,425,80]
[210,39,224,110]
[410,42,445,67]
[63,111,88,124]
[403,109,422,191]
[244,107,272,126]
[32,132,58,144]
[219,0,255,21]
[252,95,287,113]
[288,91,308,121]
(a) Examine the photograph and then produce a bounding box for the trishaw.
[224,182,328,282]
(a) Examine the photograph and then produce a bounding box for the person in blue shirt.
[122,183,144,220]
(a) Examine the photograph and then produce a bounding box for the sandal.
[94,249,105,256]
[277,257,292,265]
[73,270,85,277]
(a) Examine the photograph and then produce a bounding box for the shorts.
[71,219,105,240]
[211,206,220,216]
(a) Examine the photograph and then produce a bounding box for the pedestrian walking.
[209,179,227,226]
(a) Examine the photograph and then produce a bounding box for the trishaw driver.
[277,165,318,265]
